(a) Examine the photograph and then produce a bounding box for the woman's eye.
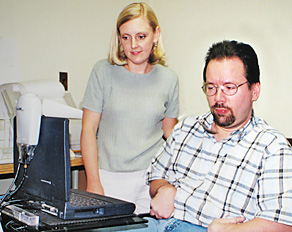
[137,34,146,40]
[122,35,130,40]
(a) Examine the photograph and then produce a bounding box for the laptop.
[13,116,136,220]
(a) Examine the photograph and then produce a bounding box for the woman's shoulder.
[92,59,112,70]
[90,59,119,79]
[88,59,115,84]
[154,64,178,81]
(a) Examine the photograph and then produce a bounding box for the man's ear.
[252,82,261,101]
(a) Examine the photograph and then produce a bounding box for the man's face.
[205,57,260,130]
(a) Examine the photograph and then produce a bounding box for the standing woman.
[80,2,179,214]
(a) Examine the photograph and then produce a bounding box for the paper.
[42,98,82,119]
[0,39,20,85]
[20,80,65,99]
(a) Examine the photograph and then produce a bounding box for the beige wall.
[1,0,292,136]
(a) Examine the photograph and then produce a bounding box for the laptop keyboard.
[69,192,111,207]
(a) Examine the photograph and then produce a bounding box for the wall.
[1,0,292,136]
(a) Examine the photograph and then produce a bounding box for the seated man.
[143,40,292,231]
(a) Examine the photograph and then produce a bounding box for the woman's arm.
[80,108,104,195]
[162,117,177,139]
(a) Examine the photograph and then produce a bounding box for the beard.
[211,103,235,127]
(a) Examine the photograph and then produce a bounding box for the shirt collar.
[201,110,256,140]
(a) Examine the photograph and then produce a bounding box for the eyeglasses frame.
[201,81,249,96]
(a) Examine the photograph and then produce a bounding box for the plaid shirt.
[147,112,292,227]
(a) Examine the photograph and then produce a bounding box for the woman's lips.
[131,51,142,55]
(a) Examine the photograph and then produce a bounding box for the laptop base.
[2,204,148,231]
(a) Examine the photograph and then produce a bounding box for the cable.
[5,220,27,231]
[0,163,27,211]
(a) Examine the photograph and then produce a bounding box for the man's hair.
[203,40,260,87]
[108,2,166,66]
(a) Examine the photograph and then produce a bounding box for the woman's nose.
[131,38,138,49]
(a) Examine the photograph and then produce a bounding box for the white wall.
[1,0,292,137]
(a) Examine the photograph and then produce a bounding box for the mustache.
[211,103,230,109]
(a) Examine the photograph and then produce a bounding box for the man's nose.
[214,86,225,102]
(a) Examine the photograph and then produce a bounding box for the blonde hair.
[108,2,166,66]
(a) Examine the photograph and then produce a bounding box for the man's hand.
[150,184,177,219]
[208,217,292,232]
[208,217,245,232]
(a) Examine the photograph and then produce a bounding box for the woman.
[81,2,179,214]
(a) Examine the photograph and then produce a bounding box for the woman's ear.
[154,26,161,43]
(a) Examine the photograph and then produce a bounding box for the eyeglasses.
[201,81,249,96]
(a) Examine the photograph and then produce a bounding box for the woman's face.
[119,16,160,72]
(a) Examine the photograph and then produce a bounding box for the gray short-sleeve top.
[81,59,179,171]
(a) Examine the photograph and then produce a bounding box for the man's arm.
[208,217,292,232]
[149,179,177,219]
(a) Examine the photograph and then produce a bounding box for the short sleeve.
[81,61,107,113]
[164,73,179,118]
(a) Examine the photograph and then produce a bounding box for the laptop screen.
[13,116,71,203]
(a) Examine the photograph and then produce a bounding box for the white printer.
[0,80,82,164]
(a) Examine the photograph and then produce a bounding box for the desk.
[0,155,84,190]
[0,156,84,176]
